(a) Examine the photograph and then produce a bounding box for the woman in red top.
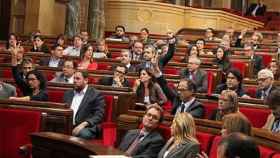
[77,44,98,70]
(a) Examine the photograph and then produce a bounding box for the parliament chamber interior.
[0,0,280,158]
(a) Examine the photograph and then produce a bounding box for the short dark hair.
[206,27,214,32]
[140,28,149,34]
[219,133,260,158]
[33,35,44,41]
[21,57,34,66]
[227,68,243,89]
[26,70,47,90]
[179,78,197,93]
[51,44,63,50]
[115,25,126,32]
[145,104,164,123]
[75,70,89,79]
[113,64,127,74]
[266,87,280,109]
[196,39,205,44]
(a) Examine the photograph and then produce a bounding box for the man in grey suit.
[50,60,75,84]
[119,104,165,158]
[63,70,105,139]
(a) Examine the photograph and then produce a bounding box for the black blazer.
[12,66,32,96]
[156,76,204,118]
[98,76,130,87]
[158,137,200,158]
[63,86,105,133]
[252,55,263,76]
[39,57,64,67]
[119,129,165,158]
[246,3,266,16]
[180,68,208,93]
[256,85,277,99]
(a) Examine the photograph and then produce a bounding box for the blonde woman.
[158,113,200,158]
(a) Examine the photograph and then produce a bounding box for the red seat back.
[208,136,222,158]
[273,153,280,158]
[239,107,271,128]
[163,67,179,75]
[157,124,171,141]
[47,88,65,103]
[104,95,114,122]
[259,146,276,158]
[231,61,246,77]
[201,101,218,119]
[196,132,215,154]
[2,69,12,78]
[0,108,41,158]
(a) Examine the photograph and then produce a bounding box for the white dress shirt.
[48,57,60,67]
[71,85,88,124]
[64,46,81,56]
[176,97,195,114]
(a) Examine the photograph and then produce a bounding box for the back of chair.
[0,108,41,158]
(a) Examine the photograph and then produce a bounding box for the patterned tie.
[64,78,69,83]
[180,102,185,113]
[126,131,145,156]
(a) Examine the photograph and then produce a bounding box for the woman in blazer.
[158,113,200,158]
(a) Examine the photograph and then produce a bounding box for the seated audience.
[98,64,130,87]
[154,63,204,118]
[235,29,263,49]
[80,31,89,45]
[64,35,83,56]
[221,113,252,136]
[246,0,266,16]
[7,44,24,65]
[268,59,280,80]
[244,45,263,76]
[93,39,111,58]
[158,113,200,158]
[139,28,152,45]
[181,45,199,63]
[204,28,221,42]
[77,44,98,70]
[119,49,136,72]
[210,90,239,121]
[263,88,280,133]
[10,70,48,101]
[256,69,277,100]
[6,33,24,52]
[39,44,64,67]
[11,49,35,96]
[130,41,144,61]
[108,25,129,42]
[219,34,232,56]
[213,46,231,73]
[50,60,75,84]
[198,133,260,158]
[119,104,165,158]
[30,35,50,53]
[0,80,17,99]
[180,57,208,93]
[133,68,167,106]
[128,35,139,49]
[55,34,67,48]
[215,69,248,97]
[196,39,213,55]
[63,70,105,139]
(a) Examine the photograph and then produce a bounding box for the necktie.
[180,102,185,113]
[65,78,69,83]
[126,131,145,156]
[272,120,280,133]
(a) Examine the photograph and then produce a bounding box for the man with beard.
[263,88,280,133]
[63,70,105,139]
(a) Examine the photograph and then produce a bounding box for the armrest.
[19,143,32,158]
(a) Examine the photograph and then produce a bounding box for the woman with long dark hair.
[77,44,98,70]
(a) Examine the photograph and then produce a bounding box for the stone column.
[88,0,105,40]
[65,0,80,38]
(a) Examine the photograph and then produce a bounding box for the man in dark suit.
[130,41,144,61]
[50,60,75,84]
[98,64,130,87]
[30,35,50,53]
[180,57,208,93]
[39,44,64,67]
[152,60,204,118]
[119,49,136,72]
[63,70,105,139]
[256,69,277,100]
[244,45,263,76]
[119,104,165,158]
[246,0,266,16]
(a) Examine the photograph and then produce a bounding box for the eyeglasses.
[145,112,160,121]
[27,78,37,81]
[257,77,268,82]
[115,69,125,74]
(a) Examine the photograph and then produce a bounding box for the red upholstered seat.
[239,107,271,128]
[259,146,276,158]
[244,86,257,98]
[256,53,272,67]
[231,61,246,77]
[157,124,171,141]
[208,136,222,158]
[273,153,280,158]
[104,95,114,122]
[42,71,55,81]
[97,63,111,70]
[47,89,65,103]
[163,67,179,75]
[2,69,12,78]
[196,132,215,154]
[201,101,218,119]
[162,101,172,113]
[0,108,41,158]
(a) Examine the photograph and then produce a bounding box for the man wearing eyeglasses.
[50,60,75,84]
[119,104,165,158]
[256,69,277,100]
[11,47,35,96]
[98,64,130,87]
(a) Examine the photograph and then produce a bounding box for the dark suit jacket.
[12,66,32,96]
[256,85,277,99]
[30,44,50,53]
[156,76,204,118]
[252,55,263,76]
[63,86,105,134]
[39,57,64,67]
[180,68,208,93]
[158,137,200,158]
[214,83,246,97]
[98,76,130,87]
[246,3,266,16]
[127,64,136,72]
[119,129,165,158]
